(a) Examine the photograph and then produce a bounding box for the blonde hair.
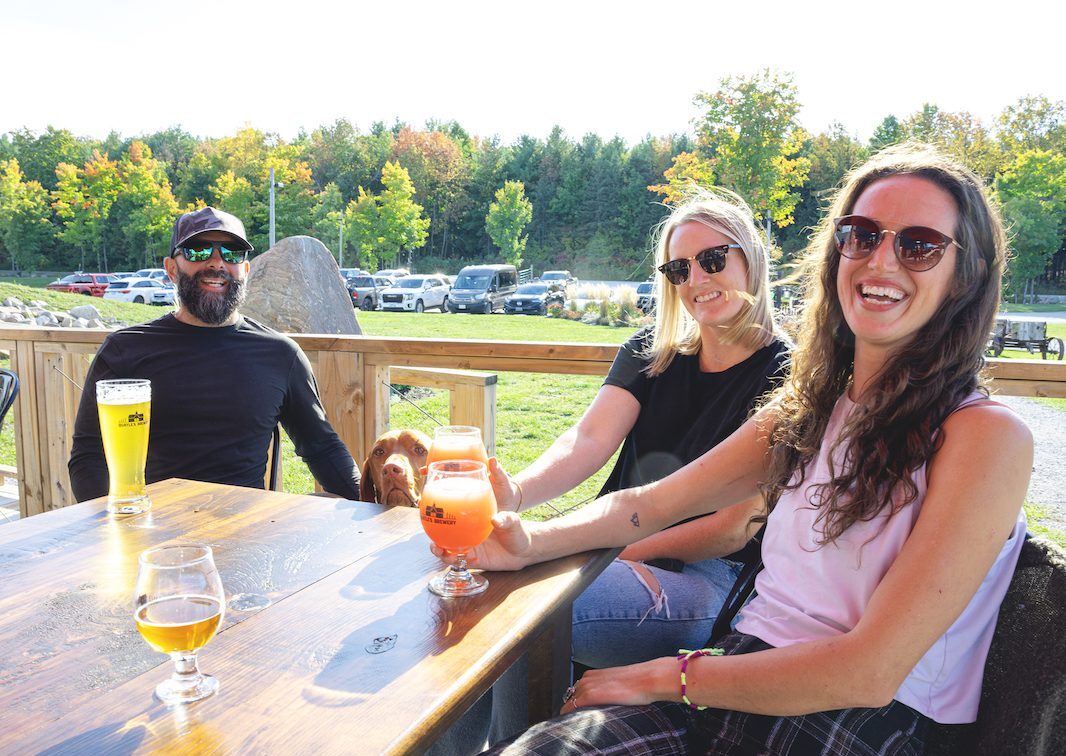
[645,188,777,376]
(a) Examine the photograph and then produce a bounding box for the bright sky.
[4,0,1064,146]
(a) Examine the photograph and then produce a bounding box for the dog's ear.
[360,455,378,503]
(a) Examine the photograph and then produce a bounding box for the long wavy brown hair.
[762,144,1007,544]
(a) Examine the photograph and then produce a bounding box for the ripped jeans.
[572,557,744,668]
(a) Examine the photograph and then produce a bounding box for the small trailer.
[988,318,1064,360]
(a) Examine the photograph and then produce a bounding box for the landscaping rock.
[4,297,24,308]
[55,312,73,327]
[69,304,101,321]
[87,318,105,328]
[35,312,59,327]
[29,300,47,309]
[243,235,361,335]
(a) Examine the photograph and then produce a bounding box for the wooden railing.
[2,326,1063,518]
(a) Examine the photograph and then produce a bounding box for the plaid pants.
[485,633,930,756]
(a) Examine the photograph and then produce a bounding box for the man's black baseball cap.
[170,207,253,253]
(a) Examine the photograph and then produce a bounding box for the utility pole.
[269,167,276,249]
[268,168,284,249]
[339,220,344,268]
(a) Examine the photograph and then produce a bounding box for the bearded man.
[68,207,360,501]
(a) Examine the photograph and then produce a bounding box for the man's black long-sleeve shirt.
[68,314,360,501]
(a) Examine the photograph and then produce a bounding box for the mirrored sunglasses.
[833,215,959,272]
[657,244,742,286]
[173,243,248,264]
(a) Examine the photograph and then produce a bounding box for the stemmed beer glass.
[426,425,489,466]
[135,544,225,704]
[419,460,497,597]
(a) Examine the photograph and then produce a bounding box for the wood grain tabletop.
[0,479,616,755]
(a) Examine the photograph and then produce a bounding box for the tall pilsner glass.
[97,378,152,514]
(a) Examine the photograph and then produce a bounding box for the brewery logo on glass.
[121,411,146,427]
[422,504,455,525]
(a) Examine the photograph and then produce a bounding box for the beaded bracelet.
[676,647,724,710]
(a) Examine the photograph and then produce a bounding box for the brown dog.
[360,429,431,507]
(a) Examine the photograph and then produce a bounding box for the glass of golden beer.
[135,543,225,704]
[420,459,496,597]
[97,378,151,514]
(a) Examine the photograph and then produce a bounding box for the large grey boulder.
[242,236,361,335]
[69,303,101,321]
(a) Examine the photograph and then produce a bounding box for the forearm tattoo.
[630,512,640,528]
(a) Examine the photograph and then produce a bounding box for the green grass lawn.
[7,276,55,288]
[1000,303,1066,314]
[1025,503,1066,550]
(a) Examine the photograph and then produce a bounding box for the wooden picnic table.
[0,479,616,754]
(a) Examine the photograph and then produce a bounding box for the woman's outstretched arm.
[446,408,778,572]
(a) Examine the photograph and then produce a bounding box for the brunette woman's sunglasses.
[172,243,249,264]
[832,215,959,272]
[657,244,742,285]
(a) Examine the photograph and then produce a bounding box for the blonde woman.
[492,189,789,666]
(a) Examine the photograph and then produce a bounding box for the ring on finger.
[563,685,576,704]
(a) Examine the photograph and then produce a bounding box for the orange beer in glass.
[427,425,489,467]
[420,459,496,596]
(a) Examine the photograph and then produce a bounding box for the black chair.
[708,524,765,644]
[267,425,281,491]
[0,369,19,430]
[712,529,1066,756]
[927,535,1066,755]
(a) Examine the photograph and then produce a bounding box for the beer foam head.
[97,379,151,405]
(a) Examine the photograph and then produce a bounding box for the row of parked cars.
[47,269,176,305]
[341,265,578,315]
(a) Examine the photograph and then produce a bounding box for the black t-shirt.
[600,328,790,562]
[68,314,360,502]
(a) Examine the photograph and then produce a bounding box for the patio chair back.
[0,369,19,430]
[927,535,1066,755]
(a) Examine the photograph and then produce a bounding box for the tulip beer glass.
[135,543,225,704]
[97,378,152,514]
[420,460,496,597]
[426,425,490,467]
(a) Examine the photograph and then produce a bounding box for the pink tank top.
[736,392,1026,724]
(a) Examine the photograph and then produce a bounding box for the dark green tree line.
[0,86,1062,293]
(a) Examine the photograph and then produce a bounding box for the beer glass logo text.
[119,411,146,428]
[422,504,455,526]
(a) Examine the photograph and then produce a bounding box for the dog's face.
[360,429,431,507]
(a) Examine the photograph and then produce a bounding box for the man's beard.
[175,267,246,325]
